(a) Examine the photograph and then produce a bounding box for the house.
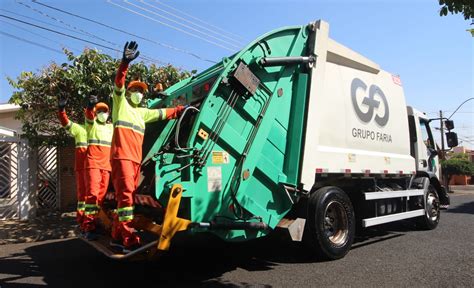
[0,103,36,220]
[0,103,78,220]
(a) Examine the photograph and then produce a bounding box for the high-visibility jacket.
[85,107,113,171]
[57,111,87,171]
[111,62,181,164]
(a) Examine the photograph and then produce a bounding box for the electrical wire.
[126,0,240,49]
[9,2,167,65]
[154,0,245,41]
[0,14,166,65]
[108,0,235,52]
[17,1,117,48]
[137,0,242,47]
[18,1,166,65]
[0,30,64,54]
[30,0,216,63]
[0,18,81,53]
[0,8,89,37]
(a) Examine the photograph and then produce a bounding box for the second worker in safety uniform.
[82,95,114,240]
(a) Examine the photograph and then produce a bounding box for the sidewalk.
[0,211,78,245]
[449,185,474,194]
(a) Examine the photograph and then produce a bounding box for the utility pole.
[439,110,445,160]
[439,110,448,192]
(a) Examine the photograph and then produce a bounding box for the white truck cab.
[408,107,440,178]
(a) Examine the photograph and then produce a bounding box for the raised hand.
[58,97,68,111]
[122,41,140,64]
[88,94,98,109]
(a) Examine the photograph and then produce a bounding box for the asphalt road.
[1,193,473,288]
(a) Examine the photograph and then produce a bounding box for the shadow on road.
[0,211,77,245]
[0,221,416,288]
[445,200,474,215]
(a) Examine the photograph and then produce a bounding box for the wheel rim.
[323,200,348,246]
[426,191,439,221]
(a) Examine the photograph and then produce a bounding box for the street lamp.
[437,98,473,158]
[448,98,474,120]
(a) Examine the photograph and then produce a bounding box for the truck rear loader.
[83,20,458,260]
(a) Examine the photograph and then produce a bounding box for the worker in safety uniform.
[82,95,114,240]
[57,98,87,230]
[110,41,185,252]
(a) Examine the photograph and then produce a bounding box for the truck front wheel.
[304,186,355,260]
[417,184,440,230]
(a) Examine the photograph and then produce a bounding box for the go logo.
[351,78,389,127]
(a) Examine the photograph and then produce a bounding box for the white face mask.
[130,92,143,105]
[97,112,109,123]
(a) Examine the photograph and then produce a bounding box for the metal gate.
[0,138,19,219]
[37,145,59,210]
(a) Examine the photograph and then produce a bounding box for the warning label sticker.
[207,166,222,192]
[212,151,229,164]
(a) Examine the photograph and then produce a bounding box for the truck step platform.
[78,234,159,260]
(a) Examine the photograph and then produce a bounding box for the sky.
[0,0,472,148]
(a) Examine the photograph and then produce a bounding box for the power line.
[6,2,166,66]
[126,0,240,49]
[0,18,81,53]
[108,0,235,52]
[18,0,165,65]
[17,1,118,48]
[0,30,64,54]
[137,0,243,47]
[154,0,245,41]
[0,14,165,65]
[0,14,118,51]
[31,0,216,63]
[0,8,92,38]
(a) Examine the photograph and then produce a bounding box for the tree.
[439,0,474,20]
[8,48,192,147]
[441,153,474,185]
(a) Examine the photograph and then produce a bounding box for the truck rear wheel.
[417,184,440,230]
[304,186,355,260]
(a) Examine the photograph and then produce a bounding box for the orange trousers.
[111,159,141,247]
[75,170,86,226]
[82,168,110,232]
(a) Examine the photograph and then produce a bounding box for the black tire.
[417,184,440,230]
[304,186,355,260]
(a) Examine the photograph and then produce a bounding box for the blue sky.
[0,0,472,148]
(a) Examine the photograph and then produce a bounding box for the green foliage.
[441,153,474,184]
[439,0,474,20]
[8,48,192,147]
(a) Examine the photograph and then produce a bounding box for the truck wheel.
[417,184,440,230]
[304,186,355,260]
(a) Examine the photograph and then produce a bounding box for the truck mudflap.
[80,184,191,260]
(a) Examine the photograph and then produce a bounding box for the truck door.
[416,118,438,176]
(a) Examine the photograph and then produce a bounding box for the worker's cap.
[95,102,109,113]
[127,81,148,93]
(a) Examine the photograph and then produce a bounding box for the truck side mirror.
[444,120,454,130]
[445,132,458,148]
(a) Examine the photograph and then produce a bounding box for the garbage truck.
[83,20,458,260]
